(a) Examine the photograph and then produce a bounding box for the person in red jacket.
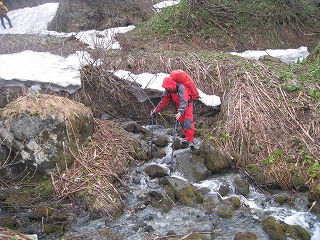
[0,1,13,29]
[150,76,195,147]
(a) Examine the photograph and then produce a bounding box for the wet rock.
[175,152,211,183]
[153,149,166,159]
[224,197,241,210]
[199,141,232,173]
[218,183,231,197]
[144,164,168,179]
[259,55,283,63]
[234,177,250,197]
[234,232,257,240]
[274,193,294,206]
[261,216,287,240]
[129,140,148,161]
[152,136,169,148]
[262,213,312,240]
[216,205,234,219]
[194,188,210,203]
[283,223,311,240]
[246,163,281,188]
[216,196,241,219]
[121,121,148,135]
[202,195,217,214]
[0,94,94,181]
[43,223,64,237]
[161,176,196,205]
[30,205,54,220]
[144,225,154,232]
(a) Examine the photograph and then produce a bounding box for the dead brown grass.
[1,94,93,121]
[51,118,142,217]
[214,60,320,194]
[0,34,87,56]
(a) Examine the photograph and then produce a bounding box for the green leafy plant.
[220,131,228,142]
[309,162,320,179]
[262,149,285,164]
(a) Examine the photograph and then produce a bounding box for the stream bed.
[64,124,320,240]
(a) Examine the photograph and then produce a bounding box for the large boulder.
[47,0,154,32]
[0,94,94,181]
[198,141,232,173]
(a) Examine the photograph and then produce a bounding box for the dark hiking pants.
[1,14,12,29]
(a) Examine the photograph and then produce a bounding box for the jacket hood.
[162,77,176,91]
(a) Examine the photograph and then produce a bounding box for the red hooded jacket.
[155,77,191,115]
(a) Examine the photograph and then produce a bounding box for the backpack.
[0,4,7,13]
[170,70,200,100]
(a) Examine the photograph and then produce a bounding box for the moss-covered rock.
[31,205,54,220]
[161,176,196,205]
[234,232,257,240]
[202,194,222,214]
[216,205,234,219]
[199,141,232,173]
[261,216,287,240]
[43,223,64,236]
[264,218,312,240]
[0,216,16,229]
[280,222,311,240]
[0,94,94,181]
[246,164,266,185]
[144,164,168,179]
[234,177,250,197]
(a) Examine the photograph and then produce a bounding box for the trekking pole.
[169,119,178,175]
[149,115,155,160]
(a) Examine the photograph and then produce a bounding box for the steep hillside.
[119,0,320,52]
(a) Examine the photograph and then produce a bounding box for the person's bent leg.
[0,16,6,29]
[4,15,12,28]
[181,103,195,142]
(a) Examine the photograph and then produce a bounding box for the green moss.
[216,205,234,219]
[282,223,311,240]
[261,216,286,240]
[43,223,64,235]
[292,172,304,190]
[0,217,16,229]
[228,197,241,210]
[247,164,266,184]
[176,185,195,205]
[32,205,54,220]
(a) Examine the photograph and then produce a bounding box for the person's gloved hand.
[175,112,181,120]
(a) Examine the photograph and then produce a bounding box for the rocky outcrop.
[47,0,154,32]
[0,94,94,181]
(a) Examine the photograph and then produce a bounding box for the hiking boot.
[181,140,188,145]
[181,140,195,149]
[189,141,195,149]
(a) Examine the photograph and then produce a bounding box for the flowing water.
[64,124,320,240]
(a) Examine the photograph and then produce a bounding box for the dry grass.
[1,94,93,121]
[214,60,320,193]
[0,34,87,56]
[51,118,142,217]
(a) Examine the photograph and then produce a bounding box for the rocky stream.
[61,122,320,240]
